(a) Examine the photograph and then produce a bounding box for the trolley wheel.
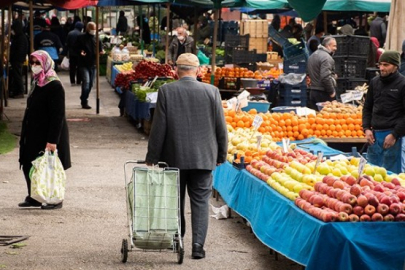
[121,239,128,263]
[177,247,184,264]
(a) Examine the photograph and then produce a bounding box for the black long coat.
[19,80,71,170]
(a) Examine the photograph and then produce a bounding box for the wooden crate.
[249,37,268,54]
[240,20,269,38]
[267,51,279,61]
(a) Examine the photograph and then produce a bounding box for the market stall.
[213,162,405,270]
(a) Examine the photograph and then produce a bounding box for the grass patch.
[0,121,17,154]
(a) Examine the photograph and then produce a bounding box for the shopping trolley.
[121,161,184,264]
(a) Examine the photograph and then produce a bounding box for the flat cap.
[176,53,200,67]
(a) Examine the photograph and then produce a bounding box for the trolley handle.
[136,160,169,168]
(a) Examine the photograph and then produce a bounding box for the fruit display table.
[213,162,405,270]
[123,89,155,121]
[321,137,367,153]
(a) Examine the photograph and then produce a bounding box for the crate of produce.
[283,58,307,74]
[225,34,250,48]
[249,37,268,54]
[241,101,271,113]
[331,35,370,58]
[278,96,307,107]
[335,78,368,99]
[283,39,309,61]
[219,77,241,90]
[334,56,367,78]
[233,49,257,64]
[271,106,299,113]
[240,20,268,38]
[268,25,290,47]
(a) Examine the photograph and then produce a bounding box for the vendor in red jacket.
[362,51,405,173]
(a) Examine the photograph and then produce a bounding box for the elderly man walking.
[145,53,228,259]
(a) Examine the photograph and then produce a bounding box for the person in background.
[116,10,128,36]
[148,11,159,40]
[292,24,304,40]
[370,12,387,48]
[304,22,313,41]
[33,10,45,36]
[370,37,383,63]
[283,17,296,33]
[363,51,405,173]
[399,41,405,76]
[307,27,324,55]
[145,53,228,260]
[338,24,354,35]
[76,22,104,109]
[50,16,67,57]
[66,21,84,86]
[168,27,196,65]
[196,16,211,43]
[70,15,81,32]
[34,20,63,72]
[18,50,71,210]
[9,20,28,98]
[136,14,151,45]
[307,37,338,110]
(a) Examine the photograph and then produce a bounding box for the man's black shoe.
[192,243,205,259]
[41,202,63,210]
[82,104,92,109]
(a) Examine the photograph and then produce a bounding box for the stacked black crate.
[278,39,309,107]
[224,34,250,64]
[332,35,370,100]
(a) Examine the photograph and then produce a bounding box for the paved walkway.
[0,71,302,270]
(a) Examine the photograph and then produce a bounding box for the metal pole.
[29,0,34,56]
[139,5,143,54]
[96,6,100,114]
[165,4,170,64]
[211,9,219,85]
[193,8,198,53]
[5,6,12,100]
[0,8,5,116]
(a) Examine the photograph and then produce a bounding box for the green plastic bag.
[197,50,209,65]
[30,150,66,204]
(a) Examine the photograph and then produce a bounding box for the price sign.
[340,92,354,103]
[357,155,367,180]
[252,115,263,130]
[227,98,237,111]
[256,135,262,150]
[352,90,364,101]
[313,152,324,174]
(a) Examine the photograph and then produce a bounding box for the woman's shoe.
[41,202,63,210]
[18,197,42,207]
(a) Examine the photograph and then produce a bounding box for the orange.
[316,124,323,131]
[225,116,233,123]
[335,124,342,132]
[316,118,325,125]
[345,130,352,136]
[228,110,236,117]
[308,117,316,125]
[293,131,299,138]
[231,122,237,128]
[297,134,305,140]
[248,109,258,115]
[314,130,321,137]
[293,125,299,132]
[285,119,292,126]
[357,130,364,137]
[279,119,286,126]
[348,123,355,130]
[326,130,332,136]
[291,117,298,126]
[287,126,293,131]
[342,124,348,131]
[244,121,251,128]
[301,129,309,137]
[330,124,336,131]
[321,130,326,136]
[259,127,266,133]
[351,130,357,137]
[299,124,307,132]
[237,120,245,128]
[332,130,338,137]
[323,124,329,130]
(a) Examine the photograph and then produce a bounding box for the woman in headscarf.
[18,50,71,210]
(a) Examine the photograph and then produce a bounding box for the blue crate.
[283,59,307,74]
[279,81,307,98]
[271,106,299,113]
[268,25,290,47]
[242,101,271,113]
[283,39,309,61]
[278,96,307,107]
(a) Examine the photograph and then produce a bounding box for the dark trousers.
[9,62,24,96]
[308,89,335,111]
[69,55,81,85]
[22,163,40,204]
[180,169,212,246]
[79,66,96,104]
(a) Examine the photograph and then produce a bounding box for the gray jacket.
[307,45,336,95]
[146,77,228,170]
[168,36,196,63]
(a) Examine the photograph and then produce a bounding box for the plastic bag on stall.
[61,56,69,70]
[278,73,306,85]
[210,204,229,220]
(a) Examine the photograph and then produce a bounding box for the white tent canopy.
[386,0,404,52]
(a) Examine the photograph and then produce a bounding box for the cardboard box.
[267,51,279,61]
[249,37,268,54]
[240,20,269,38]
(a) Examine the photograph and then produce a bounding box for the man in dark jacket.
[34,21,63,71]
[76,22,104,109]
[66,21,84,86]
[370,12,387,48]
[116,10,128,35]
[168,27,196,65]
[363,51,405,174]
[9,20,28,98]
[145,53,228,260]
[307,36,338,110]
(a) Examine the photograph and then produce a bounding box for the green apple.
[375,167,387,178]
[293,183,304,193]
[373,174,383,182]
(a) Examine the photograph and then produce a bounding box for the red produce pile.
[114,60,177,90]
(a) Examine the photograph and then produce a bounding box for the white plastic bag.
[61,56,69,70]
[210,204,229,220]
[30,150,66,204]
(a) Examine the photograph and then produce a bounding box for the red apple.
[380,196,392,206]
[357,195,369,208]
[384,214,395,221]
[364,204,376,216]
[390,203,401,216]
[361,185,371,192]
[350,184,362,197]
[382,182,396,190]
[349,214,360,222]
[336,190,347,201]
[353,206,364,216]
[339,203,353,214]
[323,176,337,187]
[397,191,405,201]
[312,195,324,208]
[345,175,357,186]
[321,211,338,222]
[333,180,345,189]
[360,214,371,221]
[373,184,385,192]
[391,178,401,186]
[342,193,357,206]
[395,213,405,221]
[377,204,390,215]
[371,212,384,221]
[338,212,349,222]
[390,195,400,204]
[365,193,379,207]
[299,190,313,200]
